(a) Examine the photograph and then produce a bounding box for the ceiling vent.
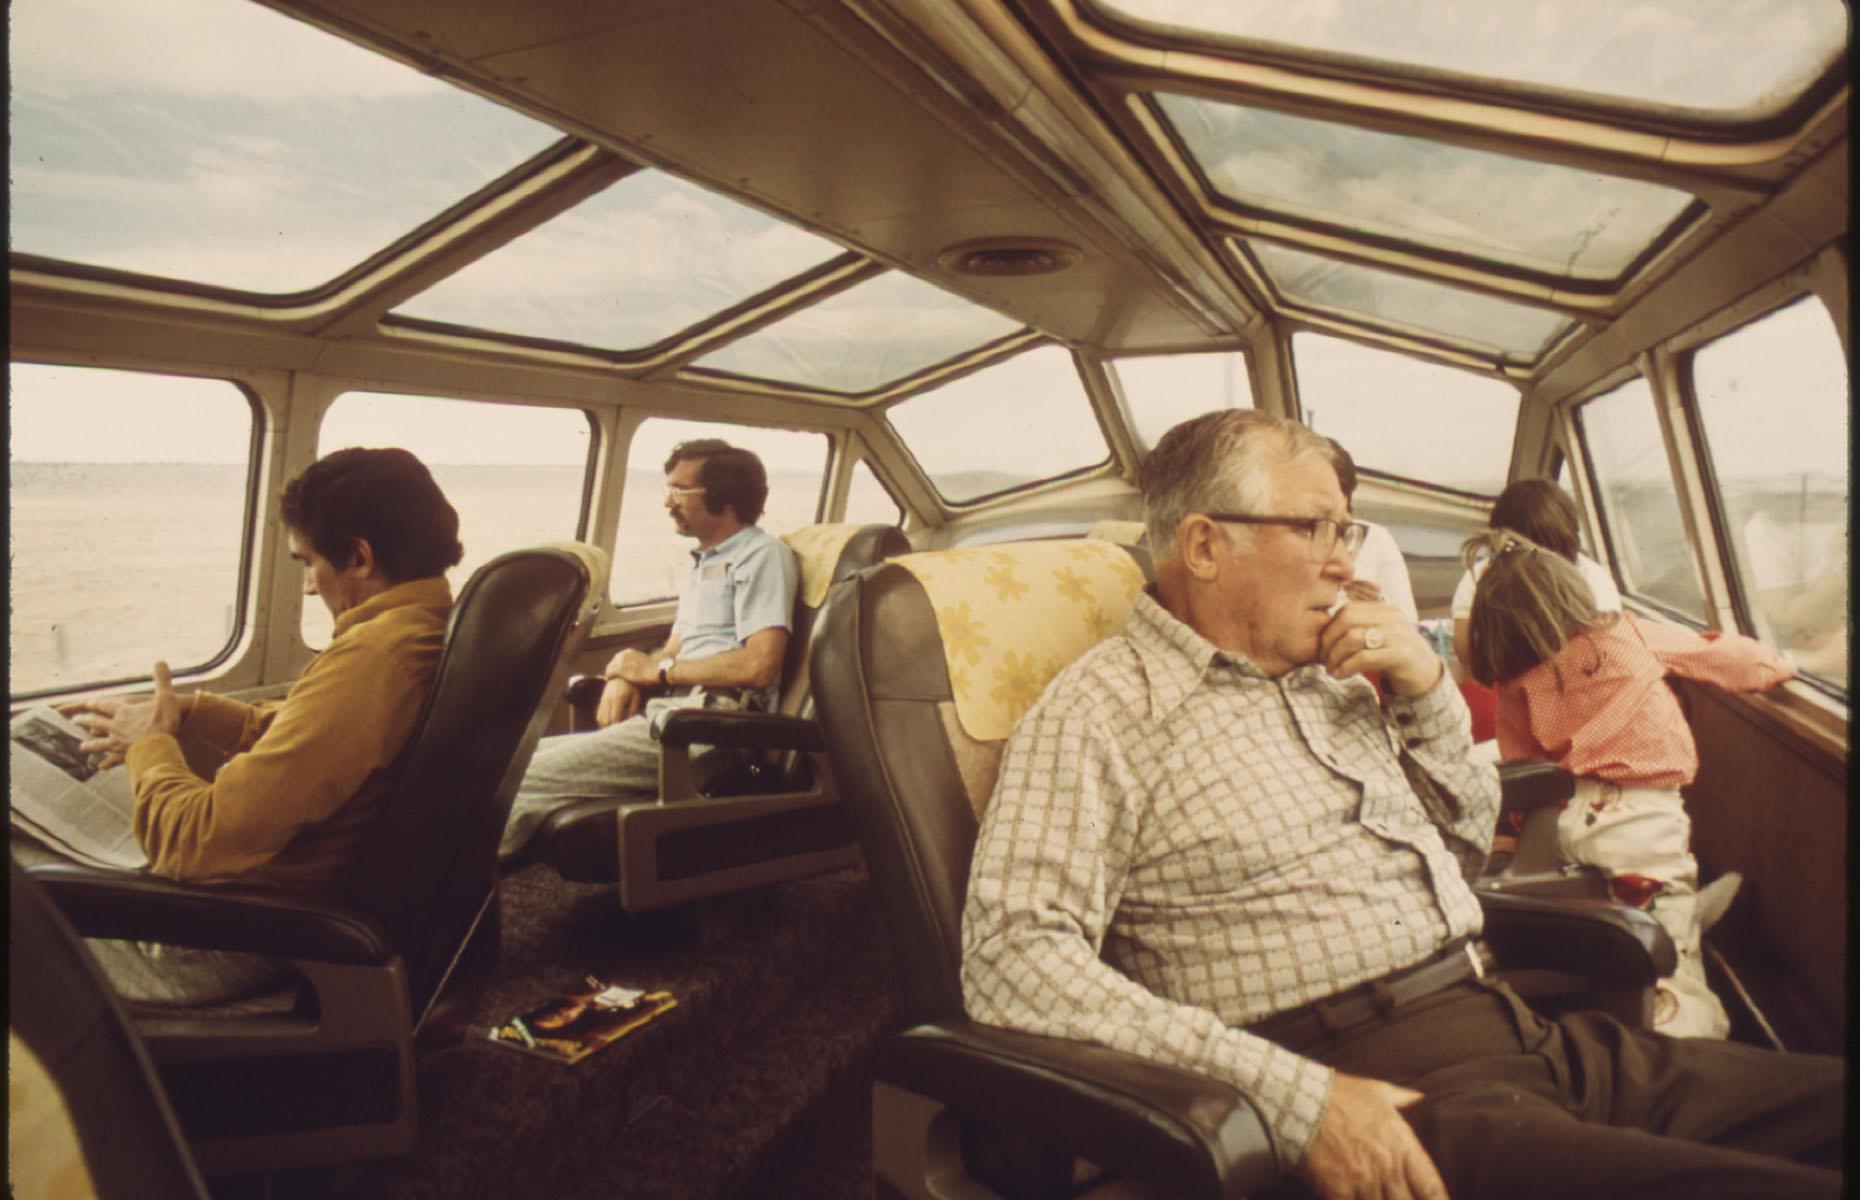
[938,237,1082,277]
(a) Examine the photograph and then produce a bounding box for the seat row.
[14,531,1671,1200]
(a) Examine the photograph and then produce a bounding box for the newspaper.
[9,706,149,871]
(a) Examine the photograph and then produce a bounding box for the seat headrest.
[536,541,611,614]
[890,540,1147,742]
[784,523,909,608]
[1085,519,1148,547]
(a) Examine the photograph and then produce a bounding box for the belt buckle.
[1464,940,1486,981]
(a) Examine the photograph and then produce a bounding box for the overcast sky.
[7,0,1849,492]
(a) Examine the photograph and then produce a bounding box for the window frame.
[602,414,832,612]
[1076,0,1851,138]
[1677,295,1848,699]
[883,343,1118,508]
[843,455,905,528]
[7,366,266,701]
[1287,327,1523,502]
[1571,374,1710,629]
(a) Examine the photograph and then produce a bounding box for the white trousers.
[1557,780,1729,1039]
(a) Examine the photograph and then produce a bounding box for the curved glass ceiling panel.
[9,0,561,294]
[691,272,1023,395]
[1156,95,1694,281]
[1095,0,1847,118]
[1247,241,1575,358]
[887,346,1107,502]
[395,172,845,352]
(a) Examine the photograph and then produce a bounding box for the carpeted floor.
[308,861,902,1199]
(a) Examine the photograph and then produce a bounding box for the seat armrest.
[26,864,396,965]
[877,1019,1277,1200]
[566,673,607,708]
[1478,887,1677,981]
[655,708,824,752]
[1497,759,1576,810]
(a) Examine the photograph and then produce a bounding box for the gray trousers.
[498,696,686,860]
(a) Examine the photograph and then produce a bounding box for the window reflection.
[1691,299,1848,690]
[1247,242,1574,360]
[9,0,560,293]
[1114,351,1254,449]
[1093,0,1846,118]
[886,346,1108,502]
[396,171,844,352]
[1291,333,1518,496]
[1576,378,1705,621]
[690,272,1023,395]
[610,420,827,607]
[9,364,255,695]
[1157,95,1693,282]
[312,393,594,645]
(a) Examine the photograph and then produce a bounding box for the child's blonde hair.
[1462,529,1615,686]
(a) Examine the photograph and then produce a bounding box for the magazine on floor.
[488,977,677,1065]
[9,705,149,871]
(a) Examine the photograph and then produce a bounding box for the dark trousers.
[1301,979,1842,1199]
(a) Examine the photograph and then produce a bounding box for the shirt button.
[1405,738,1423,749]
[1396,713,1414,726]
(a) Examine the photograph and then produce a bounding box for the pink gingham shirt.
[1495,613,1796,788]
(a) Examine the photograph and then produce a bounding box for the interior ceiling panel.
[305,0,1240,351]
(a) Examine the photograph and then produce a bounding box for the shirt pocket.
[692,565,736,629]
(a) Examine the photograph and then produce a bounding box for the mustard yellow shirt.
[126,576,452,894]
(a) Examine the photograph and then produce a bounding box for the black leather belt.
[1249,939,1492,1052]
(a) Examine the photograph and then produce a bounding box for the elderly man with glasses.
[500,438,798,861]
[962,409,1841,1200]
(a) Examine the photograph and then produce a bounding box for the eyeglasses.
[663,484,707,501]
[1203,512,1368,561]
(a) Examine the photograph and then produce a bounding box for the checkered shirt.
[961,591,1499,1169]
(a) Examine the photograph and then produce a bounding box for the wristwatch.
[657,657,676,687]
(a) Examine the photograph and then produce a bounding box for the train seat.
[810,538,1675,1199]
[533,522,911,910]
[28,541,607,1177]
[1084,517,1154,579]
[9,857,209,1200]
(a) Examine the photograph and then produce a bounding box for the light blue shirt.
[670,524,799,710]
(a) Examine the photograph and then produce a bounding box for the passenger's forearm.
[666,645,780,691]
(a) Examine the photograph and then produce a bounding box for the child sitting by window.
[1461,530,1796,1038]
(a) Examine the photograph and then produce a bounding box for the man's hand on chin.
[1298,1072,1448,1200]
[1317,601,1443,697]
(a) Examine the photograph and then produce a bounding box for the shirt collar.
[689,523,760,564]
[332,575,453,639]
[1126,590,1336,720]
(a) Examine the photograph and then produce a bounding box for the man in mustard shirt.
[37,447,460,1005]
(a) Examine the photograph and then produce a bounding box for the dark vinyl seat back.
[9,856,209,1200]
[774,523,912,778]
[810,541,1149,1026]
[339,543,604,1016]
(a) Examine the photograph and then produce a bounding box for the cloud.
[11,0,447,105]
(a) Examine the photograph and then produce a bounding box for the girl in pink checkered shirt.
[1460,530,1796,1038]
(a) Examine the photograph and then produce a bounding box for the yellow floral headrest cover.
[893,540,1147,742]
[783,523,884,609]
[1085,518,1148,547]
